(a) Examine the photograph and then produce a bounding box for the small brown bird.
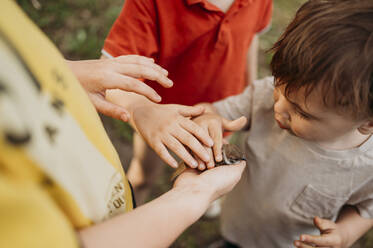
[171,143,246,181]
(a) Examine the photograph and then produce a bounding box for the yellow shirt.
[0,1,133,247]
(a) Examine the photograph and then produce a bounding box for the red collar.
[185,0,203,5]
[185,0,252,6]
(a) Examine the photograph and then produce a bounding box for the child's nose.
[275,96,291,121]
[280,111,290,122]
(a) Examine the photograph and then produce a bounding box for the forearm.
[79,185,212,248]
[65,59,83,81]
[65,59,96,84]
[336,206,373,247]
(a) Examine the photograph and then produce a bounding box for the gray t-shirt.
[213,77,373,248]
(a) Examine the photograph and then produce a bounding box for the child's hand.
[131,103,214,168]
[294,217,347,248]
[193,114,247,169]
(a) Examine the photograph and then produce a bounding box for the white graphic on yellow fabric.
[0,38,126,223]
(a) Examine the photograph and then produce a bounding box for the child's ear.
[358,120,373,135]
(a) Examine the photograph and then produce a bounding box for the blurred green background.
[17,0,372,247]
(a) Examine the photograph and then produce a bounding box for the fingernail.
[207,161,214,168]
[216,154,222,162]
[155,95,162,102]
[167,79,173,86]
[191,160,198,168]
[208,139,214,147]
[172,162,178,168]
[203,153,211,161]
[121,113,129,122]
[163,69,168,74]
[294,241,300,246]
[300,235,305,241]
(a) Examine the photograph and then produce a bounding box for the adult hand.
[130,102,214,168]
[174,161,246,203]
[294,217,347,248]
[67,55,173,121]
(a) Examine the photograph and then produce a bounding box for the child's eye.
[294,109,310,120]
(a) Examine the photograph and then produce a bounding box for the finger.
[195,155,206,171]
[208,122,223,162]
[222,116,247,131]
[172,127,211,163]
[178,105,205,117]
[205,161,246,178]
[152,141,178,168]
[114,55,171,82]
[205,147,215,169]
[114,63,173,88]
[115,54,155,63]
[114,55,167,75]
[90,94,129,121]
[162,135,198,168]
[180,120,213,147]
[300,233,340,247]
[314,216,337,232]
[108,74,162,103]
[293,240,324,248]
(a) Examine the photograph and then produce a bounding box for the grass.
[17,0,373,247]
[17,0,123,59]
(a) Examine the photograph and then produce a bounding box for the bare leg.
[127,132,165,205]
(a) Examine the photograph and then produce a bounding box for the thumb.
[91,94,129,122]
[313,216,336,232]
[222,116,247,131]
[178,105,205,117]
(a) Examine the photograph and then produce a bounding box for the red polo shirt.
[103,0,272,105]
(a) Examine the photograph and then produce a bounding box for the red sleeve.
[103,0,159,58]
[255,0,272,34]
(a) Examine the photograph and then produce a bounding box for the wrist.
[171,183,214,220]
[65,59,82,74]
[65,59,79,78]
[335,222,351,248]
[106,89,155,115]
[128,100,158,130]
[130,100,157,115]
[65,59,93,87]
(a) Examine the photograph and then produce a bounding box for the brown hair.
[271,0,373,119]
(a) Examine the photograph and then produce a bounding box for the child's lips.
[275,118,296,136]
[275,119,288,129]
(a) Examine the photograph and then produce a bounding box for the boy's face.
[273,84,364,145]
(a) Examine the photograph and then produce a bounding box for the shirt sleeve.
[213,83,254,122]
[255,0,272,35]
[213,77,275,123]
[103,0,159,58]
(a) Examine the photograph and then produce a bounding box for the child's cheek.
[292,121,314,140]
